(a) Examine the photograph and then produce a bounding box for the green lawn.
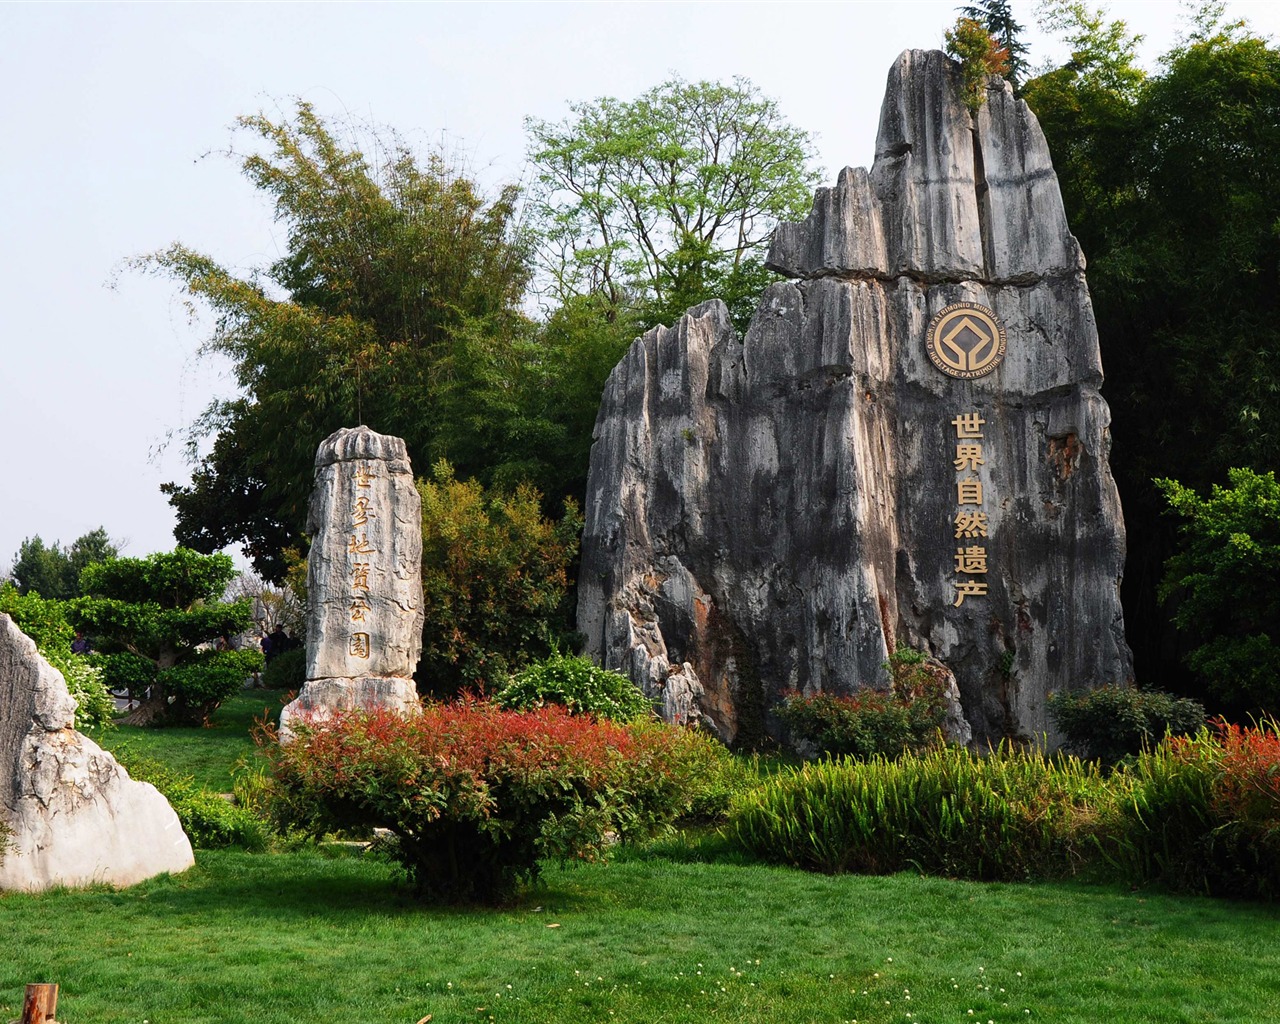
[13,694,1280,1022]
[2,846,1278,1024]
[87,689,287,792]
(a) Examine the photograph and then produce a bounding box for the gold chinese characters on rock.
[927,300,1006,609]
[347,464,377,659]
[951,412,990,606]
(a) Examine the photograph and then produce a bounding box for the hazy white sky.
[2,1,1276,573]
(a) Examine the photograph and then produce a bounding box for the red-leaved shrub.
[261,700,715,901]
[1125,718,1280,899]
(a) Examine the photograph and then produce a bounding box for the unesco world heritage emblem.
[926,302,1007,379]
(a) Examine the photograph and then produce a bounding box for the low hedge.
[1047,684,1205,764]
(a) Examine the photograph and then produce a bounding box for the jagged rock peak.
[767,49,1084,285]
[577,50,1131,748]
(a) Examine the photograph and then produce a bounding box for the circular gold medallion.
[926,302,1007,379]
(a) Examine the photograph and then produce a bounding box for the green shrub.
[1157,468,1280,712]
[263,645,306,691]
[495,652,654,722]
[418,462,583,695]
[730,745,1113,881]
[264,700,705,902]
[1047,685,1205,764]
[778,647,949,760]
[115,748,270,851]
[0,583,115,729]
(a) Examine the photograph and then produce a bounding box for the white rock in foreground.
[0,614,194,891]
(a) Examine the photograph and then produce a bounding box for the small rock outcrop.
[280,426,424,738]
[577,51,1132,746]
[0,614,194,891]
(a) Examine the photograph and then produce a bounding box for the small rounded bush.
[495,652,654,722]
[263,645,306,691]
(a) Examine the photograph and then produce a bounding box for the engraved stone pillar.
[279,426,424,740]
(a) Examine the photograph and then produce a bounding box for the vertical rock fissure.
[971,120,994,278]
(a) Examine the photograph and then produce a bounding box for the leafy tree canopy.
[1023,3,1280,688]
[71,548,261,726]
[144,103,536,579]
[9,528,120,600]
[526,76,823,333]
[958,0,1030,88]
[1157,469,1280,714]
[417,460,582,696]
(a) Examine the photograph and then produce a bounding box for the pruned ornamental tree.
[71,548,262,726]
[526,76,823,333]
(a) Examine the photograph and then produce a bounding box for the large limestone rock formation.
[577,51,1132,746]
[0,615,194,891]
[280,426,424,737]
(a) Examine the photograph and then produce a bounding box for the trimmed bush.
[495,652,654,722]
[114,749,270,851]
[262,645,306,691]
[264,701,712,902]
[730,745,1113,881]
[1047,685,1205,764]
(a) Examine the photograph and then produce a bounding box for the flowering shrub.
[495,652,654,722]
[263,701,708,902]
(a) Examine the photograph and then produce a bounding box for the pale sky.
[2,1,1276,574]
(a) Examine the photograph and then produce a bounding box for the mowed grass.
[2,845,1279,1024]
[87,689,287,792]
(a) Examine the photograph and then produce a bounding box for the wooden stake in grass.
[20,984,57,1024]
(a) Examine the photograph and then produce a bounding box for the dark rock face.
[577,51,1132,746]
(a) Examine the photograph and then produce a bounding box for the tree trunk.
[116,688,169,727]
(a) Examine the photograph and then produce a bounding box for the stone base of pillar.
[278,676,420,743]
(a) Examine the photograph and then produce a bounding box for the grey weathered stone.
[578,51,1132,747]
[280,425,424,738]
[0,614,194,891]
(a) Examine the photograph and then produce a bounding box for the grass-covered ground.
[2,848,1279,1024]
[5,691,1278,1023]
[87,688,287,791]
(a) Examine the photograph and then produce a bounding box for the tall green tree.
[10,528,119,599]
[526,76,823,334]
[1157,469,1280,714]
[1024,4,1280,696]
[71,548,261,727]
[145,103,536,580]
